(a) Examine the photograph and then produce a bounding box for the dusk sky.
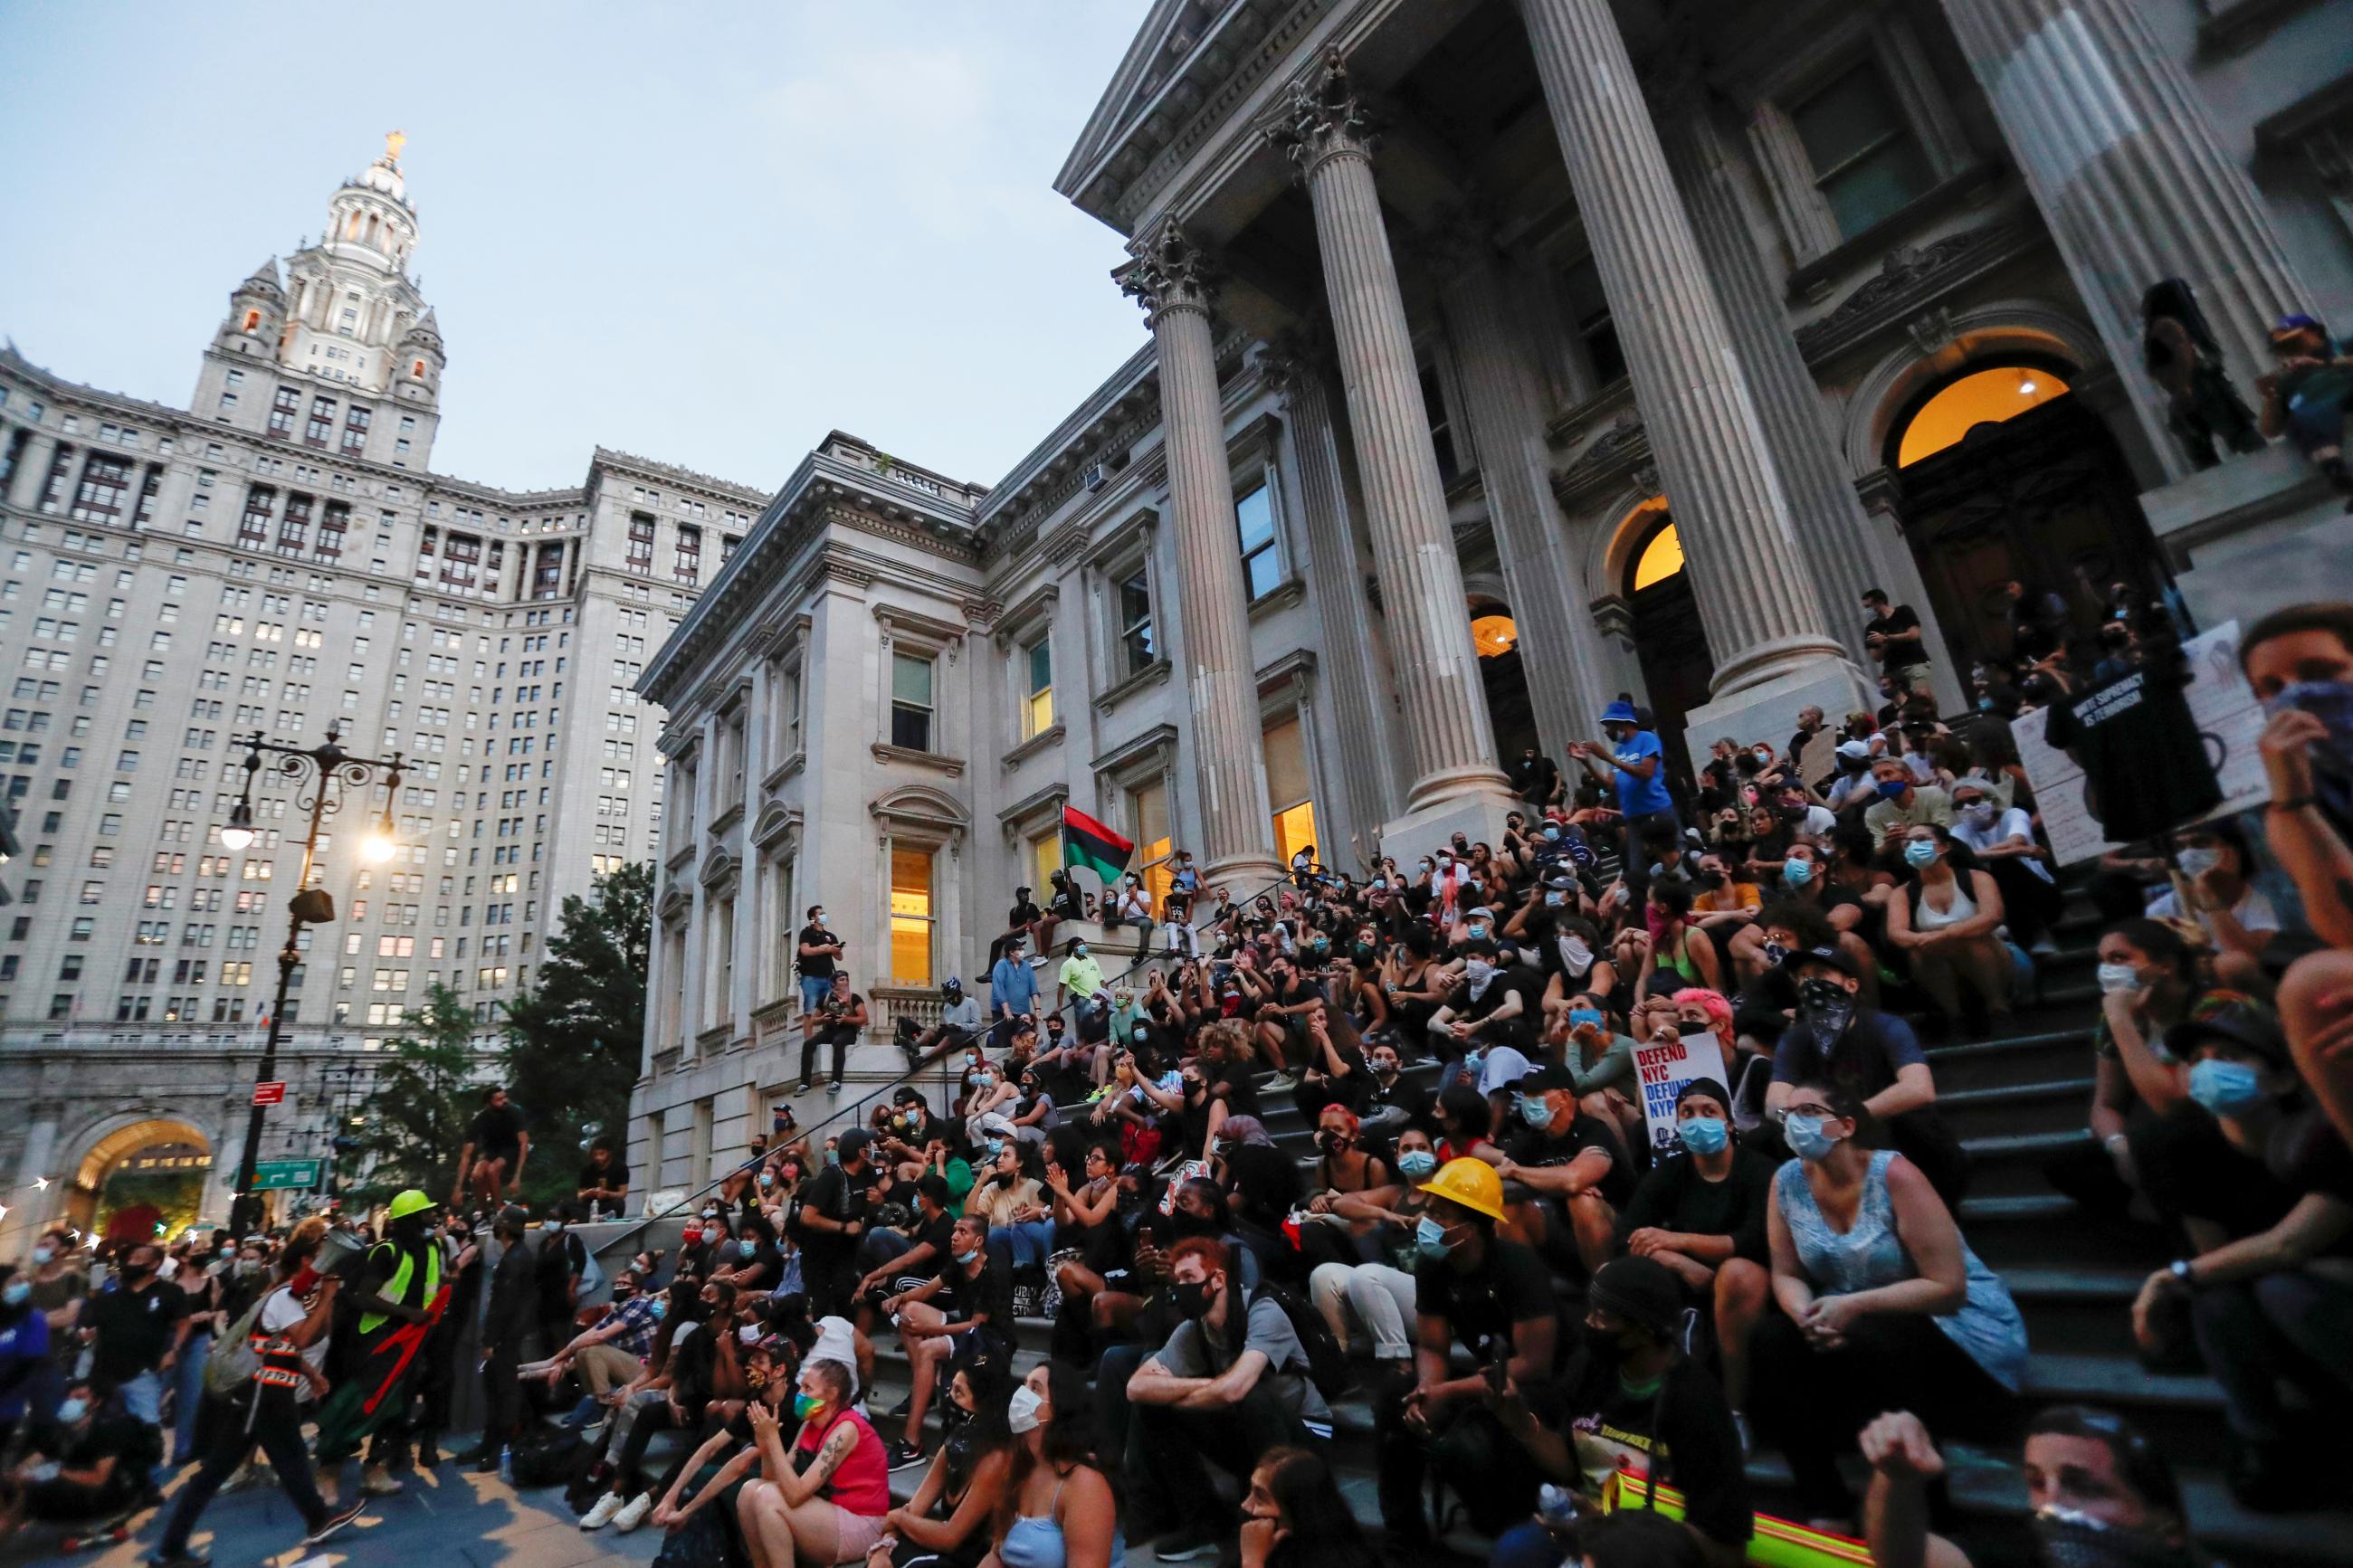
[0,3,1155,493]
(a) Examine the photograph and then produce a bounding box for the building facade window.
[890,651,934,752]
[1118,568,1156,676]
[1790,61,1934,241]
[1235,481,1281,600]
[625,512,655,574]
[1560,255,1624,388]
[674,523,701,584]
[340,404,371,454]
[1022,636,1053,738]
[889,844,933,985]
[268,386,300,439]
[303,395,337,447]
[1264,716,1318,868]
[1131,778,1172,912]
[70,456,129,523]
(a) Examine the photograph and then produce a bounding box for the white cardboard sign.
[1634,1030,1729,1157]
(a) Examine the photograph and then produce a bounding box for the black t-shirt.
[534,1229,586,1318]
[1225,1144,1305,1229]
[85,1278,186,1384]
[577,1157,631,1195]
[1415,1238,1557,1369]
[2041,664,2220,842]
[814,991,866,1040]
[470,1101,526,1162]
[795,924,839,979]
[900,1211,957,1279]
[1556,1349,1752,1548]
[1453,969,1540,1053]
[1615,1147,1777,1265]
[933,1250,1013,1326]
[1505,1114,1634,1210]
[791,1166,864,1260]
[1864,605,1923,670]
[51,1410,157,1503]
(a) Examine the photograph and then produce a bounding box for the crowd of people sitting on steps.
[0,597,2349,1568]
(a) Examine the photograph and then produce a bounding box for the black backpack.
[509,1428,588,1489]
[1251,1281,1351,1402]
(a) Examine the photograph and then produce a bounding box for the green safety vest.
[357,1240,441,1335]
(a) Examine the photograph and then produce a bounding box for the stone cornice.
[1092,721,1181,778]
[1551,411,1658,507]
[1793,219,2042,366]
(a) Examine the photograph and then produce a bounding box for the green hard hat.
[386,1189,438,1221]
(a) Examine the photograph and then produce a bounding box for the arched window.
[1897,364,2071,466]
[241,309,261,333]
[1629,519,1685,593]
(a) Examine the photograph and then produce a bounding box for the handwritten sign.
[2010,622,2272,866]
[1634,1031,1728,1157]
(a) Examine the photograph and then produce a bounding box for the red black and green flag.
[1061,804,1134,887]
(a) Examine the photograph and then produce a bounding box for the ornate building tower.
[192,134,442,468]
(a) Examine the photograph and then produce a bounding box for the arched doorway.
[1470,603,1538,759]
[1891,359,2170,675]
[1624,508,1714,779]
[71,1119,215,1243]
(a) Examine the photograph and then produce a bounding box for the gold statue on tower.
[385,128,406,166]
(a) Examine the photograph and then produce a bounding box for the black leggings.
[1750,1307,2016,1517]
[800,1029,851,1088]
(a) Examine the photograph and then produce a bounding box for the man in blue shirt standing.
[1569,699,1679,895]
[987,936,1040,1050]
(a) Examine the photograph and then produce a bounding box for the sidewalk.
[5,1463,665,1568]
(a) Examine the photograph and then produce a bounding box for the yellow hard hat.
[1416,1156,1506,1222]
[386,1189,438,1221]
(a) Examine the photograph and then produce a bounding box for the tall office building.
[0,139,766,1246]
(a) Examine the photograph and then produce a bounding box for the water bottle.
[498,1445,512,1485]
[1537,1483,1579,1536]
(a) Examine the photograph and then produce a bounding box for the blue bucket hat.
[1600,700,1642,726]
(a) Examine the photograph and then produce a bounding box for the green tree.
[501,860,652,1210]
[347,982,476,1203]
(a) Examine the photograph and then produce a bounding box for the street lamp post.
[220,722,404,1237]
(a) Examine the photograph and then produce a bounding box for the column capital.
[1114,221,1222,326]
[1254,328,1332,401]
[1265,48,1380,179]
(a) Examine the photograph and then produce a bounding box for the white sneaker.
[579,1492,627,1531]
[612,1492,656,1534]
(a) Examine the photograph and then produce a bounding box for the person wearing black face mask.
[1765,949,1967,1209]
[1487,1256,1753,1567]
[1125,1238,1331,1557]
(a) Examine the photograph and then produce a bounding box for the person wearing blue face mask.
[2128,1005,2353,1508]
[1307,1126,1443,1370]
[2241,602,2353,950]
[1568,700,1679,899]
[1862,756,1953,861]
[0,1263,50,1449]
[1372,1156,1560,1548]
[1750,1079,2025,1527]
[1493,1065,1634,1278]
[1614,1078,1777,1420]
[879,1215,1013,1471]
[1884,824,2014,1035]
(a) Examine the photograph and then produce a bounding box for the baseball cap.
[835,1129,874,1160]
[1834,739,1872,761]
[1519,1064,1578,1094]
[2162,1003,2288,1069]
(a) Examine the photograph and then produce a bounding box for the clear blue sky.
[0,3,1154,493]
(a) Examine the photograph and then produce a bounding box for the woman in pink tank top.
[738,1361,891,1566]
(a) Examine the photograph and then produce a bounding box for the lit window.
[1022,637,1053,738]
[889,845,933,985]
[1897,366,2071,466]
[1264,716,1318,868]
[1131,780,1172,913]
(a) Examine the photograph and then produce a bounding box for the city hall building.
[0,143,768,1246]
[627,0,2353,1193]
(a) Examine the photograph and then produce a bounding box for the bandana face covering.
[1796,977,1853,1052]
[2031,1507,2205,1568]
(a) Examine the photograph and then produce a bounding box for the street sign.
[252,1159,320,1191]
[252,1081,287,1107]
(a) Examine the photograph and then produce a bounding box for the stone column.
[1514,0,1866,745]
[5,432,57,511]
[1267,53,1515,835]
[1261,336,1401,860]
[1113,226,1283,890]
[1941,0,2311,479]
[1434,230,1615,749]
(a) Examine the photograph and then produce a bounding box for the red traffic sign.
[252,1080,287,1107]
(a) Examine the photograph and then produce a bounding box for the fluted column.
[1515,0,1856,702]
[1657,100,1885,669]
[5,432,58,510]
[1262,337,1402,860]
[1942,0,2310,479]
[1435,229,1614,750]
[1268,54,1513,820]
[1114,227,1283,890]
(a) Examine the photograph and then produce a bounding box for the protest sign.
[1634,1030,1729,1157]
[2010,621,2271,866]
